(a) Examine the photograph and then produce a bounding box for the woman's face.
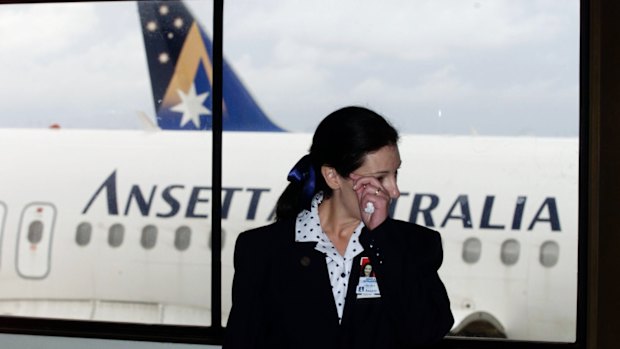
[338,144,401,219]
[353,144,401,200]
[364,264,373,276]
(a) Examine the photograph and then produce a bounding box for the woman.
[224,106,453,349]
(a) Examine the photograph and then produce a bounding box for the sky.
[0,0,580,136]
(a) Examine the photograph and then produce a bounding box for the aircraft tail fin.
[137,1,284,132]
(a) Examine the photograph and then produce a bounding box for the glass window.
[500,239,520,266]
[75,222,92,246]
[462,237,482,264]
[208,229,225,251]
[0,0,214,330]
[540,240,560,268]
[108,223,125,248]
[27,220,44,244]
[0,0,581,345]
[223,0,579,343]
[174,225,192,251]
[140,224,158,249]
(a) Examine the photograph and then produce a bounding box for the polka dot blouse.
[295,192,365,324]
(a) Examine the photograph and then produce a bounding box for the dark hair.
[275,106,399,220]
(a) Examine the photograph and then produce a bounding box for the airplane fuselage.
[0,129,577,341]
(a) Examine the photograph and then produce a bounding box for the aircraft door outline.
[16,202,56,279]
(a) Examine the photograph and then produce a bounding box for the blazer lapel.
[291,241,341,325]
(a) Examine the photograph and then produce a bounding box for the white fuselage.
[0,128,578,341]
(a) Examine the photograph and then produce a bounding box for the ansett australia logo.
[81,170,272,220]
[82,170,562,232]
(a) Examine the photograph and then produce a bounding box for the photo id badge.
[357,257,381,299]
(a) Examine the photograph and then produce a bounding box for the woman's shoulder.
[384,218,442,244]
[385,219,444,269]
[236,218,296,247]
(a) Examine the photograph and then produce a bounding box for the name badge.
[356,256,381,298]
[356,276,381,298]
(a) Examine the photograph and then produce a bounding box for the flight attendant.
[224,106,453,349]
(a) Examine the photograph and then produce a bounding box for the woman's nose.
[385,180,400,199]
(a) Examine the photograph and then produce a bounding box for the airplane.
[0,0,578,343]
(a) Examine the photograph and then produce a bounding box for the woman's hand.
[350,174,390,230]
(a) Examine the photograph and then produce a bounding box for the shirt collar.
[294,192,365,250]
[295,192,325,243]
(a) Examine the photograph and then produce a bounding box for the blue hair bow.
[287,154,316,209]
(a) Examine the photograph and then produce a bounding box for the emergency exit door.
[17,203,56,279]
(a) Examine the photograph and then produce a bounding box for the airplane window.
[500,239,520,266]
[174,226,191,251]
[141,224,158,249]
[108,223,125,248]
[462,237,482,264]
[540,240,560,268]
[75,222,92,247]
[27,220,44,244]
[208,229,225,251]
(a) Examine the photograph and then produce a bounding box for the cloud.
[220,0,579,135]
[0,3,98,57]
[224,0,576,62]
[0,2,152,129]
[0,0,579,135]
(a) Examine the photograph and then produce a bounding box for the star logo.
[170,83,211,128]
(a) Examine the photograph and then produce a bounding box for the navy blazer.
[224,218,454,349]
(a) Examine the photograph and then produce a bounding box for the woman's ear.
[321,165,340,190]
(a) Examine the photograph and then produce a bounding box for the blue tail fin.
[138,1,284,132]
